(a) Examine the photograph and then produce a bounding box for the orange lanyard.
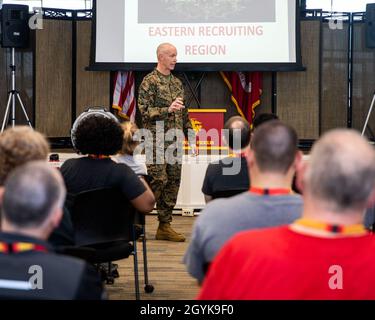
[292,218,368,235]
[249,187,292,196]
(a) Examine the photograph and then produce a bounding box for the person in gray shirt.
[184,120,303,283]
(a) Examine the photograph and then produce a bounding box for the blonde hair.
[119,122,139,155]
[0,126,50,185]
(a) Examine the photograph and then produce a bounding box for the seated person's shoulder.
[112,160,139,175]
[60,157,77,168]
[200,195,244,218]
[219,156,243,167]
[205,160,222,174]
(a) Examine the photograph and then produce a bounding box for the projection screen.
[90,0,302,71]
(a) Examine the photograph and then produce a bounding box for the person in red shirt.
[198,129,375,300]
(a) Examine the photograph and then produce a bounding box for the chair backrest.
[70,188,136,247]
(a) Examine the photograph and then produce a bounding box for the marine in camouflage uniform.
[138,43,194,241]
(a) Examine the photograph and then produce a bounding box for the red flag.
[112,71,136,122]
[220,71,262,125]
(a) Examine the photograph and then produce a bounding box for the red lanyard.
[249,187,292,196]
[0,242,47,254]
[88,154,110,159]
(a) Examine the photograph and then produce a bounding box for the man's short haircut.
[251,120,298,173]
[157,42,175,57]
[224,116,251,150]
[305,129,375,212]
[2,161,66,228]
[0,126,50,185]
[74,115,123,155]
[253,113,279,130]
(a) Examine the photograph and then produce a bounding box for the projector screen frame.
[89,0,303,72]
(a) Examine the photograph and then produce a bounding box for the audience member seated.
[201,116,250,203]
[0,126,49,185]
[61,109,155,213]
[0,162,105,299]
[114,121,150,235]
[184,120,303,283]
[202,113,279,203]
[0,126,74,248]
[255,114,300,195]
[198,129,375,300]
[114,121,147,176]
[253,113,301,194]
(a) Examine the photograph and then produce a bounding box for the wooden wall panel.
[256,72,273,115]
[277,20,321,139]
[321,22,349,133]
[35,20,72,137]
[76,20,110,118]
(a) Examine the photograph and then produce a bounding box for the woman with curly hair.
[61,111,155,213]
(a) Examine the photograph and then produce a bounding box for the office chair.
[69,188,154,299]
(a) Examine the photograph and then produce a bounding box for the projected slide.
[138,0,276,24]
[93,0,301,71]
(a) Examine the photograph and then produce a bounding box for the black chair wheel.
[111,269,120,278]
[144,284,154,293]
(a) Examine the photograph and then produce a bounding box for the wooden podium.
[185,109,227,151]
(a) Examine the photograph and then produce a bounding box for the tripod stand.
[1,47,32,132]
[361,91,375,137]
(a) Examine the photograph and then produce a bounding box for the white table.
[175,154,225,212]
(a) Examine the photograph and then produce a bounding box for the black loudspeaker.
[366,3,375,48]
[0,4,29,48]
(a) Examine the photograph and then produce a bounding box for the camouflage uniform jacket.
[138,69,193,140]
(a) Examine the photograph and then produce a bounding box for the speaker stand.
[361,91,375,138]
[1,47,33,132]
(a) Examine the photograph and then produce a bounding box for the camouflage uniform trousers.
[147,162,182,223]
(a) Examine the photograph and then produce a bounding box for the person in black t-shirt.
[202,116,251,203]
[61,110,155,213]
[202,113,279,203]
